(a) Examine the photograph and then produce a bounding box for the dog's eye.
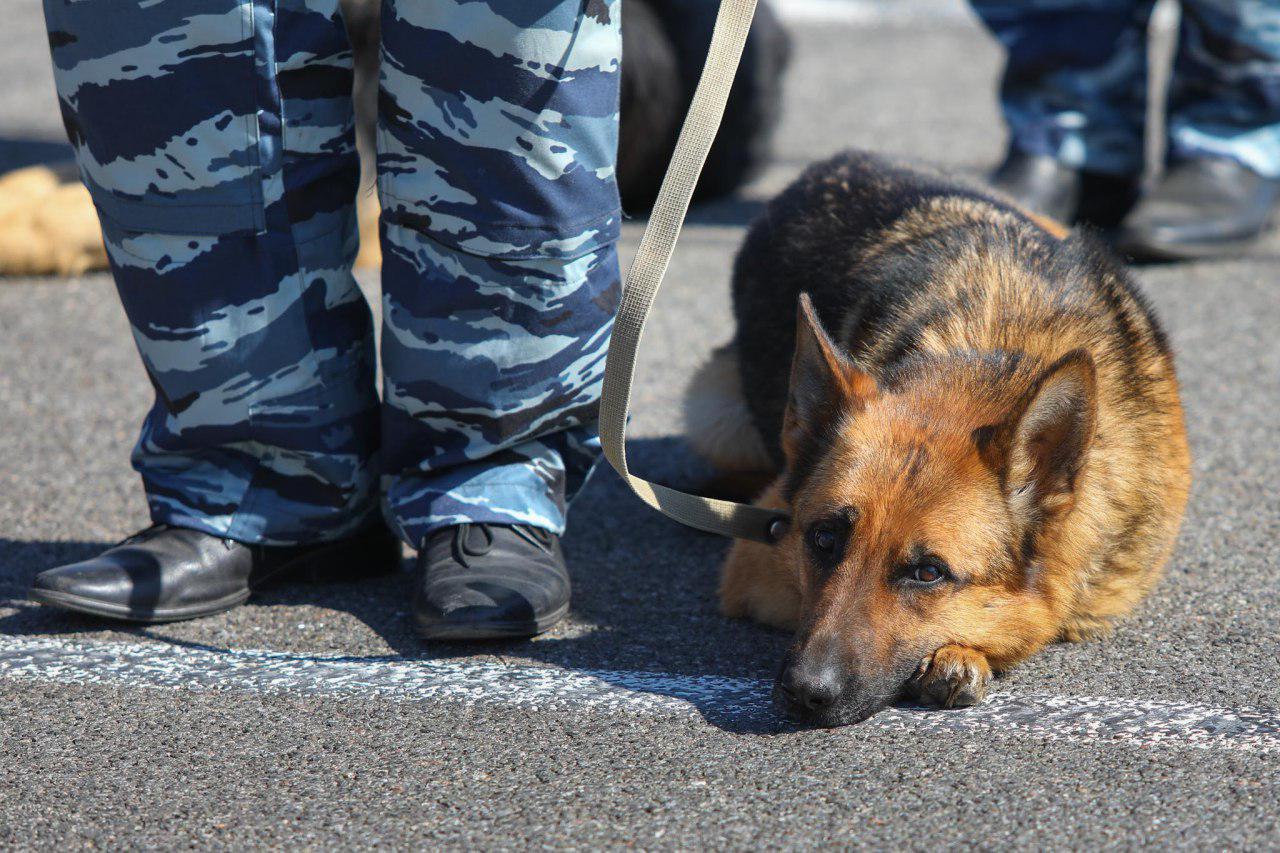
[807,524,841,557]
[811,527,837,553]
[906,560,950,586]
[804,512,856,568]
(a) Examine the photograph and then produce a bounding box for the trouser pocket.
[43,0,266,235]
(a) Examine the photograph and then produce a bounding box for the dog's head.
[773,294,1096,726]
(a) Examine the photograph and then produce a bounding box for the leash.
[598,0,790,545]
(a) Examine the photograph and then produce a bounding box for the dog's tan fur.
[685,344,775,474]
[690,154,1190,718]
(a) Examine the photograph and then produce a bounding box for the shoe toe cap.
[417,573,566,624]
[31,559,135,599]
[414,524,571,639]
[30,555,182,617]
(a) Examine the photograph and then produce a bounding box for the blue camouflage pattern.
[43,0,622,547]
[971,0,1280,177]
[376,0,621,545]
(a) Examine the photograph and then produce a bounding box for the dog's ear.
[782,293,877,461]
[980,349,1097,516]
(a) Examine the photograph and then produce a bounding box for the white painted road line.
[778,0,973,25]
[1,636,1277,752]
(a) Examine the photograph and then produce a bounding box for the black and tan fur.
[686,151,1190,726]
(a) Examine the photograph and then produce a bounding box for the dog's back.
[729,152,1171,458]
[691,150,1189,636]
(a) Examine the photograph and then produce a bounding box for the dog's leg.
[720,538,802,631]
[1058,613,1116,643]
[684,344,774,474]
[908,645,992,708]
[719,480,801,630]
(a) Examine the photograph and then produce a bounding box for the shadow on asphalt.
[0,136,75,173]
[623,194,767,229]
[0,437,797,732]
[683,196,767,227]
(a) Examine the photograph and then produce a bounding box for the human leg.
[376,0,622,549]
[42,0,383,545]
[31,0,397,621]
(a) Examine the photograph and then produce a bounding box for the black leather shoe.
[1116,157,1280,261]
[990,152,1140,229]
[30,523,401,623]
[414,523,569,640]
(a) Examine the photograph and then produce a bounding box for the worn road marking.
[1,636,1277,751]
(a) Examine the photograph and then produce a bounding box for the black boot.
[989,152,1140,229]
[414,523,570,640]
[30,523,401,623]
[1116,157,1280,261]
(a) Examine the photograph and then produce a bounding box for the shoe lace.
[452,523,496,566]
[449,523,553,567]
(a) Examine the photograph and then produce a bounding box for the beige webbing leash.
[598,0,790,545]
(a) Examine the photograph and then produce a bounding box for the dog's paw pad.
[909,645,991,709]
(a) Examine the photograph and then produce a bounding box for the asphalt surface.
[2,2,1279,848]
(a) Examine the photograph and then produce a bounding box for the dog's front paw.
[908,645,991,708]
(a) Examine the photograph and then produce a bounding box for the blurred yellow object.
[0,163,385,278]
[0,164,109,277]
[354,189,381,270]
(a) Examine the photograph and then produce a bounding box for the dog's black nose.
[779,660,843,713]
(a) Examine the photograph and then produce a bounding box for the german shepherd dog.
[685,151,1191,727]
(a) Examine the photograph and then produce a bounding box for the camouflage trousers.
[971,0,1280,177]
[43,0,622,547]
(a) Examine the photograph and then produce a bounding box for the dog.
[617,0,790,211]
[684,151,1191,727]
[0,0,789,277]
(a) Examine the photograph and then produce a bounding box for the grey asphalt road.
[2,2,1279,849]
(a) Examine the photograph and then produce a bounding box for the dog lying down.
[685,151,1191,727]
